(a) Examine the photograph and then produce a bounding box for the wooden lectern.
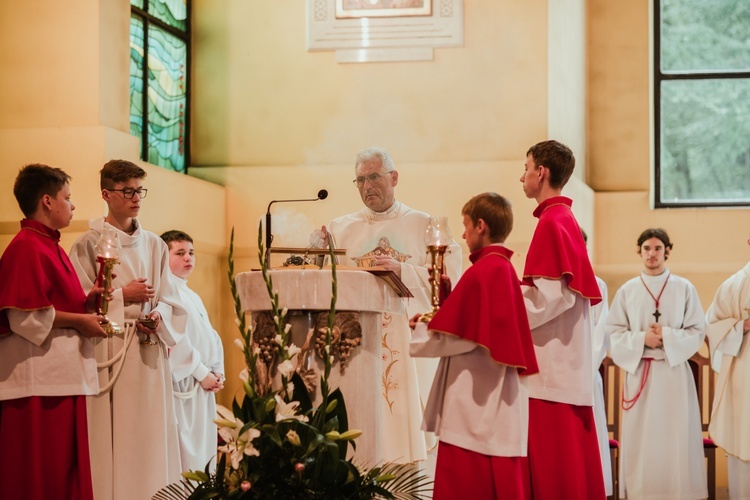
[234,269,402,466]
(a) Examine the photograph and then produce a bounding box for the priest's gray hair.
[355,147,395,173]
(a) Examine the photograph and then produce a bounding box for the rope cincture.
[621,357,653,411]
[96,321,138,395]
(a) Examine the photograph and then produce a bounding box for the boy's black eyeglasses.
[107,188,148,199]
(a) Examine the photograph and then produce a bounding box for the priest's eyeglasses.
[107,188,148,199]
[353,171,394,187]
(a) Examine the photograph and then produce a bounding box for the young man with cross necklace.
[606,227,707,499]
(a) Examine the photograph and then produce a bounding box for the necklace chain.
[640,272,670,322]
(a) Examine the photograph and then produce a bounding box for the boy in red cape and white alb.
[519,140,605,498]
[410,192,538,500]
[0,164,107,500]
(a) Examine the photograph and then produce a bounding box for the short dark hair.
[100,159,146,190]
[13,164,71,217]
[637,227,673,259]
[526,140,575,189]
[160,230,193,247]
[461,192,513,243]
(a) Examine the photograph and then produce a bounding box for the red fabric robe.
[0,219,94,500]
[428,245,538,375]
[522,196,601,305]
[427,245,537,500]
[522,197,605,499]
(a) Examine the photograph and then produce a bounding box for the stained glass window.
[130,0,189,173]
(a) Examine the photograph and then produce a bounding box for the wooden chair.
[688,344,717,500]
[600,356,621,500]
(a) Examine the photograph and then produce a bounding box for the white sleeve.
[521,278,577,330]
[606,288,647,374]
[661,283,706,367]
[7,308,56,346]
[409,321,478,358]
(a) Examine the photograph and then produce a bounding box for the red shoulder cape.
[427,245,538,375]
[522,197,602,305]
[0,220,86,334]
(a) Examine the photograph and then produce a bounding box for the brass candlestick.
[419,216,452,323]
[95,228,122,335]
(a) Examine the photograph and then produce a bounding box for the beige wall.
[0,1,227,360]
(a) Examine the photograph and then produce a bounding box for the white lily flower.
[286,381,295,395]
[234,339,244,350]
[274,395,309,422]
[287,344,301,359]
[215,405,240,429]
[278,359,296,379]
[239,368,249,383]
[281,307,288,317]
[234,318,241,326]
[284,323,292,334]
[218,426,261,469]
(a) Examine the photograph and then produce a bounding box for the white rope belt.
[173,383,201,400]
[96,321,138,395]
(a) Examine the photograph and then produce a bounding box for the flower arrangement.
[154,225,431,500]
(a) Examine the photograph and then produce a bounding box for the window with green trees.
[654,0,750,207]
[130,0,189,173]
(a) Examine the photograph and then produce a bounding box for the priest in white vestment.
[69,160,187,500]
[606,228,707,499]
[706,236,750,498]
[315,147,462,464]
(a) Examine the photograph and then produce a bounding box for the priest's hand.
[374,256,401,277]
[77,313,108,339]
[123,278,155,303]
[645,324,663,349]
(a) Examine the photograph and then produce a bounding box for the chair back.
[687,341,714,432]
[599,356,621,439]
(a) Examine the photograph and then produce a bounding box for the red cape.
[0,219,86,335]
[428,245,539,375]
[522,197,602,305]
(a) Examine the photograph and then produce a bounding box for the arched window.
[654,0,750,207]
[130,0,190,173]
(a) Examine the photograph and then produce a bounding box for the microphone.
[266,189,328,253]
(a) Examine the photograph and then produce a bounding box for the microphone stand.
[266,190,328,265]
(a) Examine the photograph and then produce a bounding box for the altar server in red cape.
[0,164,107,500]
[410,192,538,500]
[519,140,605,499]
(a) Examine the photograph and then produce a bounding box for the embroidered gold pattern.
[380,312,399,414]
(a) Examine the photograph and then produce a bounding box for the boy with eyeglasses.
[69,159,187,500]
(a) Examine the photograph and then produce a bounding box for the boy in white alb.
[69,159,187,500]
[161,230,225,473]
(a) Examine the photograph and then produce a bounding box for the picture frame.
[335,0,431,19]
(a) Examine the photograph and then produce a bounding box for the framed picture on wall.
[335,0,431,19]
